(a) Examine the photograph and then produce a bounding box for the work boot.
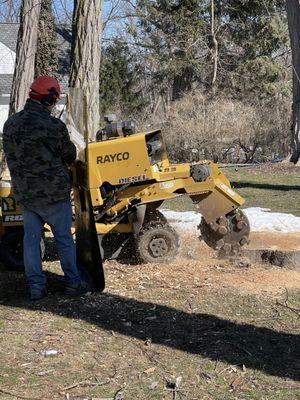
[64,281,91,297]
[30,288,47,301]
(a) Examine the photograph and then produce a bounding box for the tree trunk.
[69,0,103,143]
[9,0,41,115]
[35,0,58,77]
[211,0,218,92]
[286,0,300,164]
[172,66,193,101]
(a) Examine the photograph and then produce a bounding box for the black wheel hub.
[149,237,169,258]
[137,211,180,263]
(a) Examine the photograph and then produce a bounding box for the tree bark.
[35,0,58,77]
[69,0,103,143]
[9,0,41,115]
[286,0,300,164]
[211,0,218,91]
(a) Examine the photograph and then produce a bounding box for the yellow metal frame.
[80,131,244,235]
[0,185,51,234]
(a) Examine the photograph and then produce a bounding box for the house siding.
[0,42,15,75]
[0,23,71,133]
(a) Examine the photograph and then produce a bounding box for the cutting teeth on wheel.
[215,239,225,250]
[198,209,250,256]
[218,216,228,227]
[239,236,248,246]
[237,221,245,230]
[231,243,241,254]
[218,226,228,235]
[235,213,242,222]
[223,243,232,254]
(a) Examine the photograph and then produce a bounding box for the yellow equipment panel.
[88,133,152,188]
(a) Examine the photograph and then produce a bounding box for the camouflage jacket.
[3,100,76,208]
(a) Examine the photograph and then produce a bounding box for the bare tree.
[211,0,218,91]
[286,0,300,164]
[9,0,41,115]
[69,0,103,142]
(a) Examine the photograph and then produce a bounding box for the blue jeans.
[22,201,81,293]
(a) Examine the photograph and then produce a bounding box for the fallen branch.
[61,378,110,391]
[276,288,300,318]
[113,388,124,400]
[61,379,91,391]
[0,330,60,335]
[0,388,42,400]
[276,302,300,318]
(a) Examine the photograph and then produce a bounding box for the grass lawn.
[163,163,300,216]
[0,258,299,400]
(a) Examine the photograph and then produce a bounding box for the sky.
[0,0,129,45]
[53,1,129,42]
[0,0,123,32]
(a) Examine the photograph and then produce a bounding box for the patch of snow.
[160,207,300,233]
[244,207,300,233]
[0,105,9,133]
[160,209,199,233]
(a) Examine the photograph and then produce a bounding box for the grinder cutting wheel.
[199,209,250,256]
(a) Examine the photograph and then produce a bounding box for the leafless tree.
[286,0,300,164]
[9,0,41,115]
[69,0,103,142]
[210,0,218,91]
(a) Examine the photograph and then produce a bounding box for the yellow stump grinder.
[0,117,250,291]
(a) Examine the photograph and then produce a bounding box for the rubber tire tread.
[137,210,179,263]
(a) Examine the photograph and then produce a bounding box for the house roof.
[56,25,72,76]
[0,23,19,52]
[0,23,71,94]
[0,74,13,94]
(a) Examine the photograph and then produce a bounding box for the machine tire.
[137,210,179,263]
[0,229,45,271]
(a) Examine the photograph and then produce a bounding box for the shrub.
[138,91,291,163]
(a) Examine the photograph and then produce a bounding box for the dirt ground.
[249,232,300,251]
[0,230,299,400]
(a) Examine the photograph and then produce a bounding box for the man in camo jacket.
[3,76,89,300]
